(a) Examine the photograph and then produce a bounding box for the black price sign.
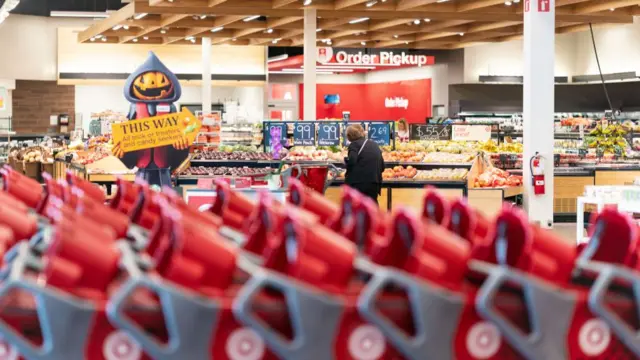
[318,122,340,146]
[410,125,451,141]
[368,123,391,146]
[266,123,287,146]
[293,122,316,146]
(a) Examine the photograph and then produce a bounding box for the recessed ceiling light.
[190,38,196,43]
[243,15,260,22]
[133,13,147,20]
[610,7,615,11]
[366,1,377,7]
[123,25,129,30]
[160,29,167,34]
[360,41,366,45]
[266,28,273,33]
[303,0,312,5]
[90,37,96,41]
[424,18,431,22]
[211,26,224,32]
[505,1,512,5]
[459,32,464,36]
[143,36,148,40]
[349,17,369,24]
[199,14,207,19]
[405,41,409,44]
[393,34,398,38]
[132,38,138,42]
[413,19,420,24]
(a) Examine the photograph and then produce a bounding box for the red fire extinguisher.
[530,152,545,195]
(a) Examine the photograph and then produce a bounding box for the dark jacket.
[345,138,384,187]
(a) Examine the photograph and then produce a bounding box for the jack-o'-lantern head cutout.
[132,71,174,100]
[124,51,181,104]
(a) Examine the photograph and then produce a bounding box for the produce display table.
[56,159,136,195]
[467,186,523,218]
[328,179,468,211]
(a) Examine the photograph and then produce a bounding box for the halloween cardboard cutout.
[118,52,188,186]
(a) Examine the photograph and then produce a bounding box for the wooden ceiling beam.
[78,3,135,42]
[396,0,440,11]
[573,0,640,14]
[457,0,510,12]
[273,0,298,8]
[368,19,414,31]
[335,0,370,10]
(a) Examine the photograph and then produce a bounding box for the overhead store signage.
[410,125,451,141]
[111,108,201,153]
[317,47,431,67]
[293,122,315,146]
[452,125,492,142]
[318,122,340,146]
[368,123,391,146]
[385,97,409,109]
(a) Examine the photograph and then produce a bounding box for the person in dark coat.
[344,124,385,204]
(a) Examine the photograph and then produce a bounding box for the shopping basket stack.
[0,164,640,359]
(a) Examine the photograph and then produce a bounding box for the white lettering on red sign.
[538,0,550,12]
[384,97,409,109]
[524,0,530,12]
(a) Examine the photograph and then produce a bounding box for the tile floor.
[551,223,581,244]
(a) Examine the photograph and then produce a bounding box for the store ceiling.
[13,0,123,17]
[79,0,638,49]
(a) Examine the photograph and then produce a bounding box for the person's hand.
[112,142,124,158]
[173,135,189,150]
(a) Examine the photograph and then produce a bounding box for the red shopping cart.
[279,162,341,195]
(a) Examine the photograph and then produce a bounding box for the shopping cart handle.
[233,268,343,360]
[357,268,462,360]
[588,264,640,357]
[475,265,575,360]
[0,244,95,360]
[107,265,219,360]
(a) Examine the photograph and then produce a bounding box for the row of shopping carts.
[0,163,640,359]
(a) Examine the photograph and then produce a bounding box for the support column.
[201,37,212,114]
[303,8,316,121]
[523,0,555,227]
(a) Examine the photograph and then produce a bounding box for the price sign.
[266,123,286,146]
[368,123,391,146]
[410,125,451,141]
[451,125,492,142]
[293,122,316,146]
[318,122,340,146]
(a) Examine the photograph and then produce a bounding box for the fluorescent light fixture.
[132,38,138,42]
[123,25,129,30]
[112,25,122,31]
[349,17,369,24]
[50,11,109,18]
[143,36,149,40]
[303,0,312,5]
[243,15,260,22]
[211,26,224,32]
[266,28,273,33]
[190,38,196,43]
[360,41,366,46]
[199,14,207,19]
[101,37,107,42]
[133,13,147,20]
[160,29,167,34]
[366,1,377,7]
[268,54,289,62]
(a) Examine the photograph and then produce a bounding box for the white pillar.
[202,37,212,114]
[303,8,317,121]
[523,0,555,228]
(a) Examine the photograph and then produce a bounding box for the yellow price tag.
[111,108,201,153]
